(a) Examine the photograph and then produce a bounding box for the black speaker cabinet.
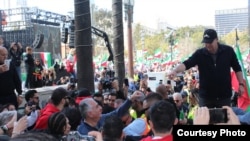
[32,34,44,49]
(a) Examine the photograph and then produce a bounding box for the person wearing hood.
[34,87,68,129]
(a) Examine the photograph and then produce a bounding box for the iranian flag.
[101,61,108,67]
[96,54,109,67]
[246,53,250,63]
[154,49,161,58]
[232,29,250,111]
[147,55,153,60]
[142,49,148,54]
[40,52,52,69]
[173,39,179,48]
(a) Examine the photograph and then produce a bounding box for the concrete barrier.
[20,84,68,108]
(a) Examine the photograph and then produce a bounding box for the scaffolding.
[0,7,66,47]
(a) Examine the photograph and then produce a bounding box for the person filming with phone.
[193,106,240,125]
[167,29,244,108]
[0,46,22,109]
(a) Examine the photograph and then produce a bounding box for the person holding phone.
[193,106,240,125]
[0,62,8,73]
[0,46,22,109]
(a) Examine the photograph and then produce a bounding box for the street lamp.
[124,0,134,78]
[165,26,176,62]
[169,34,174,62]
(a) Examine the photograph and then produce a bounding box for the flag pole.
[235,28,250,97]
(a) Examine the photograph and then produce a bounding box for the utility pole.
[124,0,134,78]
[165,26,176,62]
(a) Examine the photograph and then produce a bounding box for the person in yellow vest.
[123,92,148,138]
[187,88,199,124]
[133,70,139,82]
[129,96,145,119]
[125,92,165,140]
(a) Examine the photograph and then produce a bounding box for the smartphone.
[167,80,171,85]
[209,108,228,124]
[4,59,11,70]
[124,78,129,86]
[27,101,36,111]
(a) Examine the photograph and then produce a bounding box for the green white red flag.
[154,49,161,58]
[232,29,250,111]
[40,52,52,68]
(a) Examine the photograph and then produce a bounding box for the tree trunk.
[112,0,125,91]
[75,0,94,92]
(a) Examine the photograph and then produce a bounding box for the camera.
[62,131,95,141]
[100,71,115,91]
[209,108,228,124]
[101,78,113,90]
[27,101,35,106]
[27,101,36,111]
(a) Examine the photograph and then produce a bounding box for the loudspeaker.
[61,28,68,44]
[69,20,75,48]
[32,34,44,49]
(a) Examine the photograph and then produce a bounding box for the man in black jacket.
[24,46,35,88]
[0,46,22,109]
[168,29,244,108]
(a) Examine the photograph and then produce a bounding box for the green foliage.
[92,7,250,59]
[133,25,250,59]
[133,24,169,55]
[92,7,113,55]
[93,8,112,30]
[221,29,249,52]
[92,8,113,39]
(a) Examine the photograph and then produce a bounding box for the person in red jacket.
[34,87,69,129]
[141,100,178,141]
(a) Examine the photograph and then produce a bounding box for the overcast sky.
[1,0,248,28]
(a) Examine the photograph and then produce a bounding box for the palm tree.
[74,0,94,91]
[112,0,125,91]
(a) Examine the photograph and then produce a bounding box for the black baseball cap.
[201,29,218,43]
[77,88,92,97]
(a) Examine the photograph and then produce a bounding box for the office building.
[215,8,248,36]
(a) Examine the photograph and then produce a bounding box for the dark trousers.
[198,97,231,108]
[0,94,18,109]
[25,66,34,88]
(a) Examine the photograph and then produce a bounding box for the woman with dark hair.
[9,42,24,80]
[33,58,44,88]
[46,112,71,140]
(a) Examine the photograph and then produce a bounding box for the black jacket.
[0,62,22,96]
[24,53,34,67]
[183,43,242,99]
[9,48,23,66]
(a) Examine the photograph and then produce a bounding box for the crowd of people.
[0,29,250,141]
